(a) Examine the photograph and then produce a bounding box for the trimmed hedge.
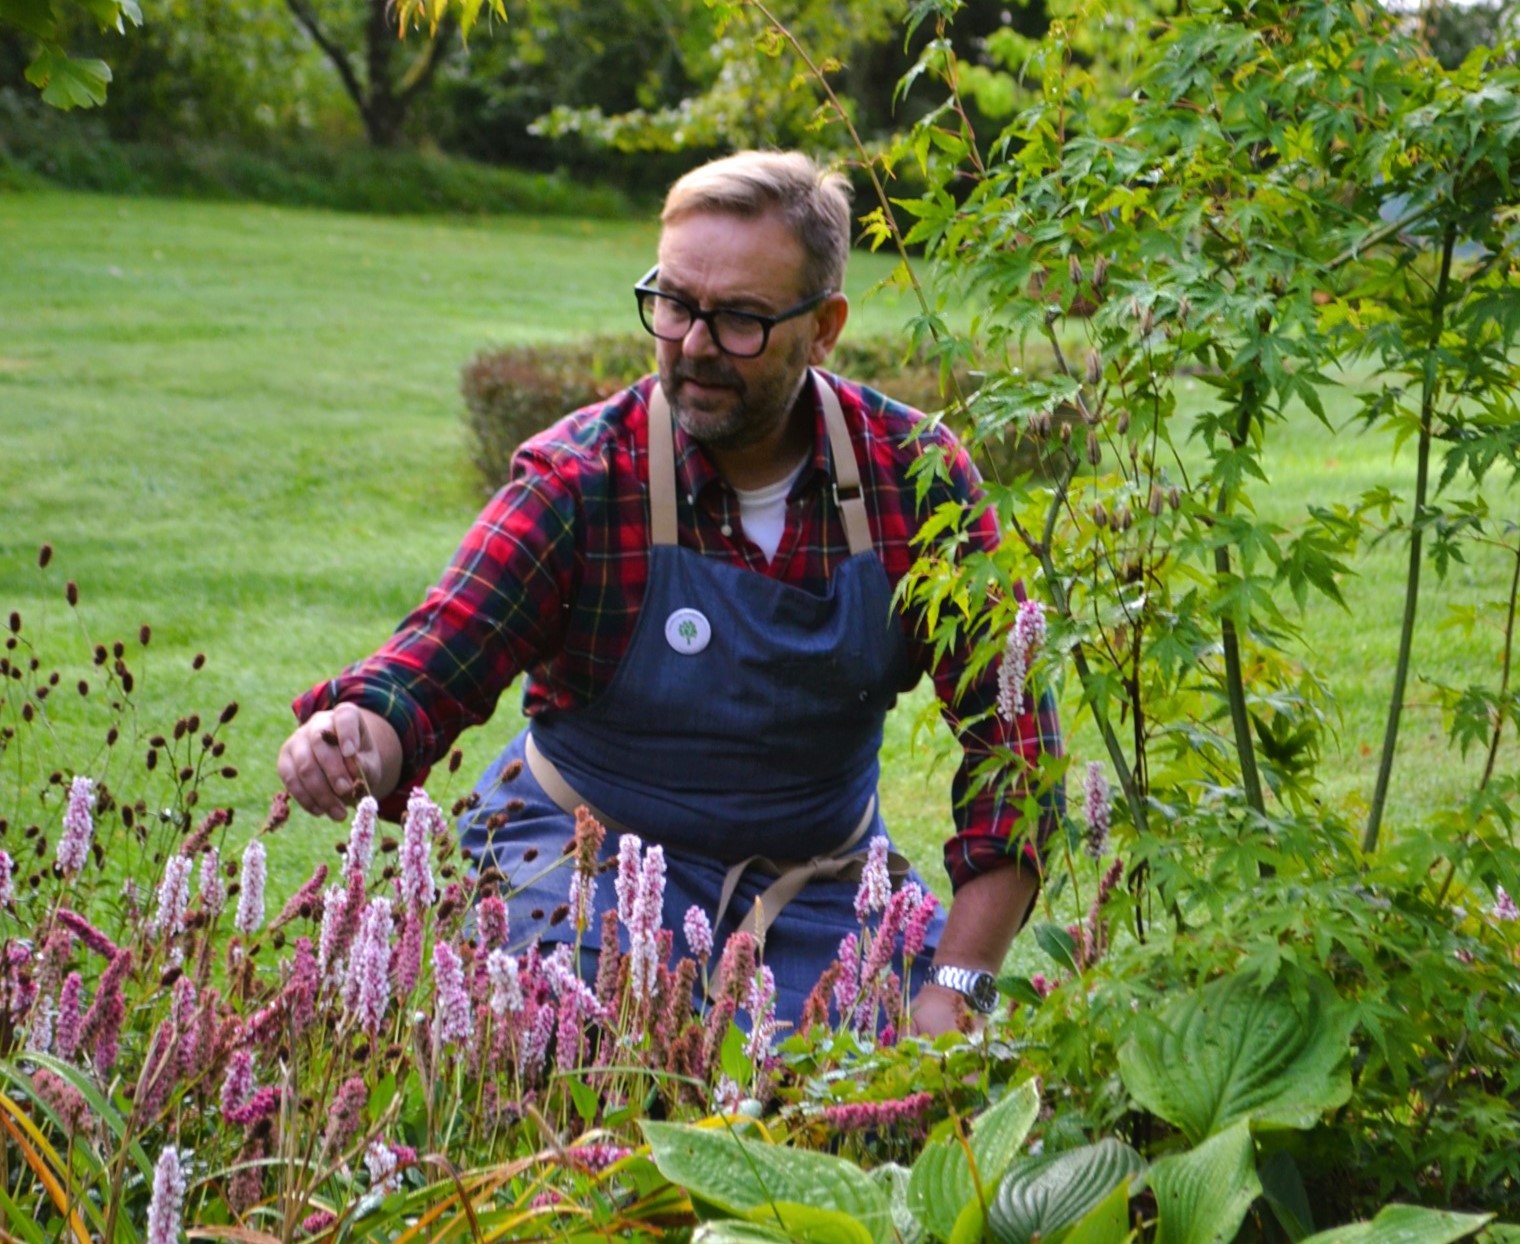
[459,335,1059,494]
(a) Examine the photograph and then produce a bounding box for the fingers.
[277,710,366,822]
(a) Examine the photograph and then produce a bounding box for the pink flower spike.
[57,776,95,876]
[198,848,226,917]
[615,834,643,926]
[683,906,713,963]
[221,1048,255,1116]
[1495,886,1519,923]
[344,896,394,1035]
[235,840,267,936]
[152,855,194,937]
[853,837,890,922]
[55,909,119,960]
[146,1147,185,1244]
[475,895,509,949]
[0,849,14,907]
[399,790,439,911]
[433,942,473,1047]
[55,973,84,1059]
[1083,762,1111,860]
[347,796,379,880]
[486,948,523,1016]
[902,886,940,960]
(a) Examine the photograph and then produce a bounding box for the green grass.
[2,191,1514,966]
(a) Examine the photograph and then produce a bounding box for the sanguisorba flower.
[145,1146,185,1244]
[1083,762,1112,860]
[57,776,95,876]
[235,840,267,936]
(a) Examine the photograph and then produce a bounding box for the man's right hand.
[277,704,401,821]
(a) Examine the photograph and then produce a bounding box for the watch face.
[969,973,999,1014]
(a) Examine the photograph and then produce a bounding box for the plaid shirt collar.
[667,372,839,506]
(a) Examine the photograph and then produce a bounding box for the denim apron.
[459,371,946,1025]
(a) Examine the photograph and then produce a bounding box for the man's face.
[653,210,828,455]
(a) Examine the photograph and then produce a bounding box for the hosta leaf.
[986,1139,1147,1244]
[642,1121,892,1244]
[694,1223,796,1243]
[1062,1182,1134,1244]
[1118,972,1353,1144]
[908,1080,1041,1240]
[1150,1120,1261,1244]
[1299,1205,1492,1244]
[742,1201,873,1244]
[871,1164,925,1244]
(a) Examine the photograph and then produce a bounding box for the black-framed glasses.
[633,265,832,358]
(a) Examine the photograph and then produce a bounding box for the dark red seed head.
[65,581,78,606]
[37,543,52,568]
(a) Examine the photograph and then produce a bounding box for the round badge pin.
[664,608,712,655]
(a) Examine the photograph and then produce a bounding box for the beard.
[660,335,811,453]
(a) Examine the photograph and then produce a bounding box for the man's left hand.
[909,982,980,1038]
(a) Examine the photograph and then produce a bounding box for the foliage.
[0,0,139,109]
[459,333,1061,495]
[841,0,1520,1222]
[0,93,635,215]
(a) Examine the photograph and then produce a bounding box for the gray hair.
[662,150,853,296]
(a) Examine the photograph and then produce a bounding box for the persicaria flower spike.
[0,849,13,907]
[683,905,713,962]
[486,948,523,1016]
[433,941,473,1046]
[1494,886,1519,923]
[198,847,225,917]
[475,895,508,949]
[344,896,393,1035]
[997,598,1046,722]
[1083,762,1111,860]
[346,796,378,880]
[57,776,96,875]
[234,840,267,936]
[854,836,891,922]
[145,1146,185,1244]
[614,833,643,925]
[152,855,194,937]
[398,790,439,910]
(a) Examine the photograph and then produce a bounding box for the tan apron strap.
[524,730,631,833]
[647,384,679,547]
[712,794,914,942]
[645,373,871,556]
[814,370,873,559]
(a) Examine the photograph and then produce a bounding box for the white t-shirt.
[733,457,809,563]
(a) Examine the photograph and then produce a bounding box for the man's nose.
[680,315,721,357]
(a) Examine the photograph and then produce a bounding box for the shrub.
[459,333,1063,494]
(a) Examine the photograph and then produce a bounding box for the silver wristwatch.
[927,964,1000,1014]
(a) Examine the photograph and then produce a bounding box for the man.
[278,150,1061,1036]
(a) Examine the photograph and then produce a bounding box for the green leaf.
[24,44,111,109]
[908,1081,1041,1240]
[1150,1120,1261,1244]
[1033,923,1082,974]
[1061,1181,1133,1244]
[871,1164,924,1244]
[985,1139,1147,1244]
[1118,971,1354,1144]
[642,1121,893,1244]
[720,1021,753,1086]
[693,1223,796,1243]
[741,1201,873,1244]
[0,0,55,40]
[567,1075,599,1126]
[1299,1205,1492,1244]
[1258,1150,1315,1241]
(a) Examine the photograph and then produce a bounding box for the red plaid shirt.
[295,371,1063,891]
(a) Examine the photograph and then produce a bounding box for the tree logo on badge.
[664,608,711,655]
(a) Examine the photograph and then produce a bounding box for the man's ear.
[807,293,849,365]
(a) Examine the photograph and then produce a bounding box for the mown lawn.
[2,190,1513,938]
